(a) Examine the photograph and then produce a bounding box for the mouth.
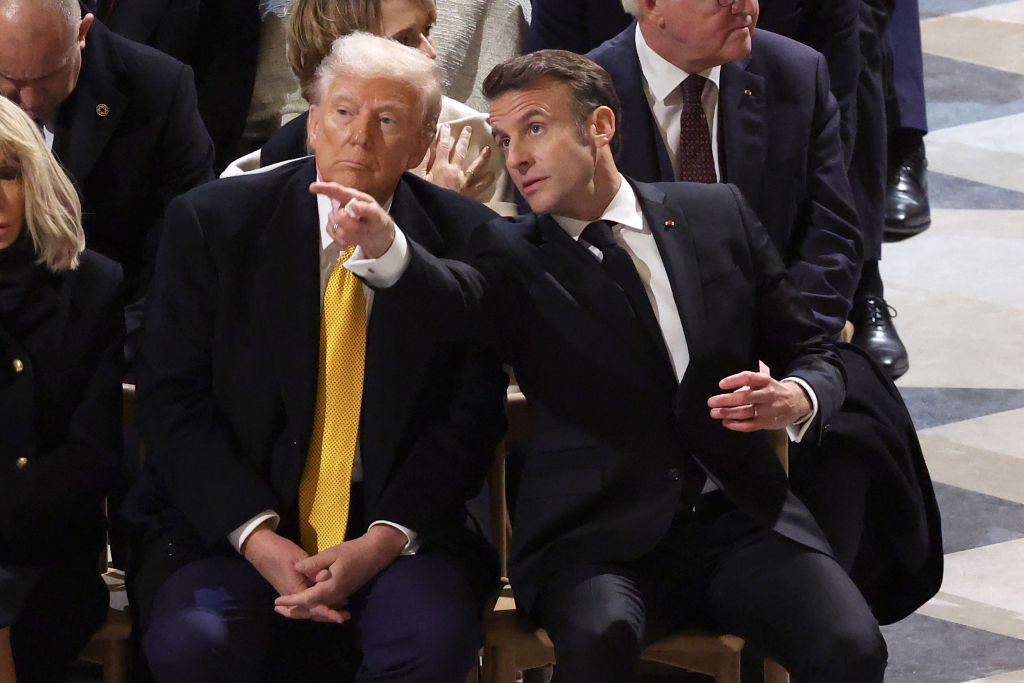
[337,160,374,170]
[520,176,548,194]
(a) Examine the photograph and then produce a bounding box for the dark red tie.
[678,75,717,183]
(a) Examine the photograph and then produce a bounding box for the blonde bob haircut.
[311,32,442,141]
[286,0,435,103]
[0,97,85,272]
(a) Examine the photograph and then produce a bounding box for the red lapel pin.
[665,219,675,228]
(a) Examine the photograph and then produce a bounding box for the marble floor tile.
[922,53,1024,132]
[965,670,1024,682]
[921,0,1018,20]
[932,482,1024,553]
[925,115,1024,193]
[918,538,1024,639]
[918,425,1024,505]
[900,388,1024,430]
[957,0,1024,23]
[929,172,1024,211]
[922,15,1024,74]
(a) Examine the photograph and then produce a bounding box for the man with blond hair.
[126,33,504,682]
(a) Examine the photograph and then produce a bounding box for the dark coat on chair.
[52,17,215,302]
[0,249,124,566]
[470,179,844,616]
[125,158,506,619]
[588,26,862,339]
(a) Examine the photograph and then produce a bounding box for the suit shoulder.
[401,173,498,226]
[89,20,192,87]
[176,158,312,221]
[69,250,124,305]
[749,30,825,72]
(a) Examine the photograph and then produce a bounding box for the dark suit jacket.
[126,158,505,617]
[526,0,631,54]
[588,27,862,339]
[1,251,124,566]
[260,111,310,167]
[470,179,844,616]
[99,0,261,170]
[53,17,215,302]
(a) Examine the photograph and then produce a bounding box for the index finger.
[718,370,770,391]
[309,181,374,208]
[274,580,338,609]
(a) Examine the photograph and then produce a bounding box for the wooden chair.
[480,392,790,683]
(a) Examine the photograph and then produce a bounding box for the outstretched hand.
[309,182,395,259]
[707,369,811,432]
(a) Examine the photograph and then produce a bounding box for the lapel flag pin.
[664,219,675,228]
[96,103,110,117]
[744,89,753,96]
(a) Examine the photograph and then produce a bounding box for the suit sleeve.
[785,52,863,339]
[729,184,847,438]
[137,195,279,546]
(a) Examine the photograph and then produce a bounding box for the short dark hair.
[483,50,623,158]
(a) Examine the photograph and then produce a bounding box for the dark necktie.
[678,75,717,184]
[580,220,665,353]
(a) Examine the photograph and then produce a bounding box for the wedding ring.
[753,405,758,420]
[331,223,339,235]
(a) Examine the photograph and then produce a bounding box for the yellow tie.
[299,246,366,553]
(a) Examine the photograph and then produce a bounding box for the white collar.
[552,174,645,239]
[634,24,721,104]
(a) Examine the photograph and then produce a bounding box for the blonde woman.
[0,97,124,682]
[224,0,517,215]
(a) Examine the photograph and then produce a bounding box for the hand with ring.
[707,368,812,433]
[310,182,396,259]
[412,123,495,199]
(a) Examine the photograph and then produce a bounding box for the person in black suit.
[525,0,631,54]
[0,0,214,360]
[474,49,886,682]
[0,96,124,683]
[589,0,942,617]
[124,33,505,682]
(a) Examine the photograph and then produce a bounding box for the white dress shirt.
[229,185,421,554]
[634,25,722,182]
[551,175,818,446]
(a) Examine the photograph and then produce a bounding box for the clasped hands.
[707,363,812,432]
[243,524,407,625]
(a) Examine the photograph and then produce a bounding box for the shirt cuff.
[346,226,410,288]
[228,510,280,553]
[781,377,818,443]
[368,520,421,555]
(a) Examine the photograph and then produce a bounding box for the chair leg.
[764,658,790,683]
[482,645,518,683]
[102,638,127,683]
[715,650,742,683]
[0,628,15,683]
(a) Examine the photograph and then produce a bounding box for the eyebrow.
[490,107,549,138]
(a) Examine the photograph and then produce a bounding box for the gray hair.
[621,0,639,16]
[310,32,442,141]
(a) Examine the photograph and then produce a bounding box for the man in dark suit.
[588,0,942,614]
[526,0,631,54]
[0,0,214,354]
[587,0,860,344]
[475,49,886,682]
[125,33,505,682]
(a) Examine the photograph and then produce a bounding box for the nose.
[418,34,437,60]
[347,109,375,147]
[503,139,531,176]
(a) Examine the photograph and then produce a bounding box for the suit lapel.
[718,58,766,209]
[358,177,442,500]
[253,161,321,444]
[636,181,706,360]
[52,24,128,184]
[604,27,674,183]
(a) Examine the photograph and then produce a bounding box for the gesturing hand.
[413,123,494,199]
[707,369,812,432]
[273,525,407,623]
[309,182,396,259]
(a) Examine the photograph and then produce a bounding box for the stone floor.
[877,1,1024,680]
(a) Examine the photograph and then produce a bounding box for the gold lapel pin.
[96,103,110,117]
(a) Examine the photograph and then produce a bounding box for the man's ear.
[307,104,320,152]
[639,0,666,28]
[78,13,95,49]
[590,106,616,150]
[405,130,433,171]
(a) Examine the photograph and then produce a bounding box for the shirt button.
[12,358,24,373]
[668,467,680,481]
[15,457,28,469]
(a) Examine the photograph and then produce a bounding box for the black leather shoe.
[850,297,909,379]
[884,140,931,241]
